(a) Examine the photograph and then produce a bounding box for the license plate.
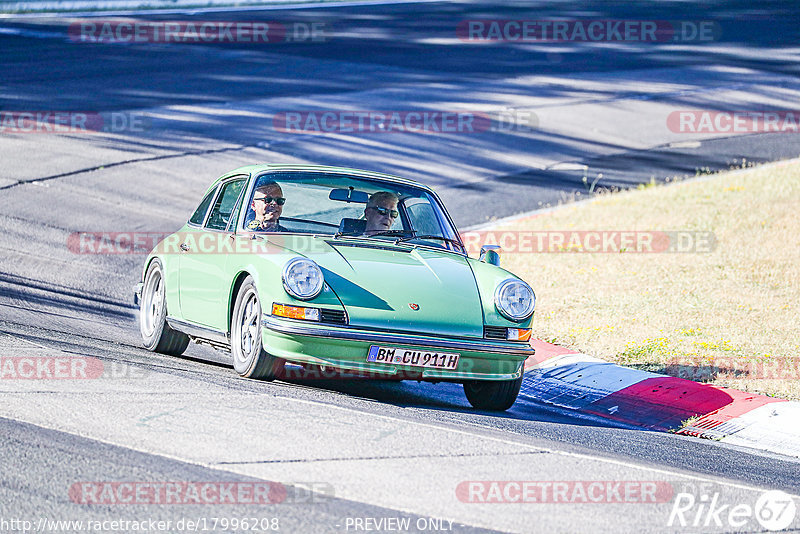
[366,345,460,370]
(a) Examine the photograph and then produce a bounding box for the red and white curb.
[522,340,800,458]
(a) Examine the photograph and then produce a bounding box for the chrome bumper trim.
[261,318,534,356]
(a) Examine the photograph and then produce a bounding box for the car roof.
[206,164,432,194]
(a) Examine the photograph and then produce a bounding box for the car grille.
[483,326,507,340]
[320,308,347,325]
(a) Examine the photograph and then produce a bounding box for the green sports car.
[135,165,535,410]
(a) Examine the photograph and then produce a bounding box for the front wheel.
[463,375,523,411]
[231,276,285,380]
[139,259,190,356]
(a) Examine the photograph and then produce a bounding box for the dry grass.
[497,159,800,400]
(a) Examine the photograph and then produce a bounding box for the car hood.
[282,237,485,338]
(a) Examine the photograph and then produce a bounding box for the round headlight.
[282,258,324,300]
[494,278,535,321]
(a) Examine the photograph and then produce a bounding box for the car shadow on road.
[276,364,628,429]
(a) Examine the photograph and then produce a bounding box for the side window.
[189,188,216,226]
[205,179,245,231]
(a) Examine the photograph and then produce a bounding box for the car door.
[178,176,247,328]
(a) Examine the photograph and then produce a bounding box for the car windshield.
[243,171,464,252]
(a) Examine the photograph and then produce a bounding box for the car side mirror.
[479,245,501,266]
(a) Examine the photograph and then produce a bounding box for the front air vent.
[484,326,507,340]
[320,308,347,325]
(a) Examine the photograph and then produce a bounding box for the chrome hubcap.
[239,290,260,358]
[141,270,164,337]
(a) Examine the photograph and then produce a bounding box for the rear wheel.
[231,276,285,380]
[463,375,523,411]
[139,259,190,356]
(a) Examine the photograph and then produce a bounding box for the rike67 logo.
[669,487,797,531]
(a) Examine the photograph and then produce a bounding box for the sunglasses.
[254,196,286,205]
[369,206,399,218]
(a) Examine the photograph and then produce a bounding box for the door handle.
[180,243,190,251]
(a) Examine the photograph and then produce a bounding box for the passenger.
[248,182,288,232]
[363,191,399,236]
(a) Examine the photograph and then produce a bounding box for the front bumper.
[261,317,533,381]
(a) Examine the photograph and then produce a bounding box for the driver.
[363,191,399,236]
[248,182,288,232]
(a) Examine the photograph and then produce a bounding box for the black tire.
[139,259,190,356]
[463,374,523,411]
[231,275,285,380]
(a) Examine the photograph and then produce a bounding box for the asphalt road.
[1,1,800,532]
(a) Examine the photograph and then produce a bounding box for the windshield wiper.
[333,229,411,239]
[365,230,414,238]
[395,233,466,252]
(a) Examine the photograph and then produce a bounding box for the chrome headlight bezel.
[494,278,536,322]
[281,257,324,300]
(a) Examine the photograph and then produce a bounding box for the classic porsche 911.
[135,165,535,410]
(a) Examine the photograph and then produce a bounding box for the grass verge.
[496,159,800,400]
